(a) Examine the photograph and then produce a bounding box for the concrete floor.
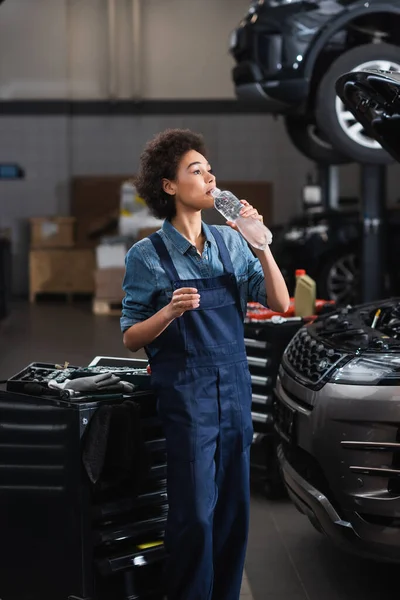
[1,299,400,600]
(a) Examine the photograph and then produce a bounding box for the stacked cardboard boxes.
[67,176,274,315]
[92,227,160,316]
[70,176,159,315]
[92,240,126,315]
[29,217,95,302]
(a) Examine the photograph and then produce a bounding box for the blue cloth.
[120,220,267,347]
[148,227,252,600]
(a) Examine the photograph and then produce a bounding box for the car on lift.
[271,204,400,306]
[274,70,400,562]
[230,0,400,164]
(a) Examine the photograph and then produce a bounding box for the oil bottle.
[294,269,316,317]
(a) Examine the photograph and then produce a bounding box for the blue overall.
[147,226,253,600]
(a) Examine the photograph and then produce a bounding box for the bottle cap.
[295,269,306,276]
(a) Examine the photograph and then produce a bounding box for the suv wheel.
[284,116,351,164]
[315,44,400,164]
[317,250,360,306]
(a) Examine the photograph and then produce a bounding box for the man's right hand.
[167,287,200,319]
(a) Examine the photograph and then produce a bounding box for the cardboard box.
[29,248,95,302]
[30,217,75,249]
[71,176,133,247]
[0,228,12,241]
[94,268,125,301]
[137,227,161,241]
[96,243,127,269]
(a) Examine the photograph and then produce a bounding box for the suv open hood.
[336,70,400,162]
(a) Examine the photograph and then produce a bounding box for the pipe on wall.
[131,0,142,99]
[65,0,73,99]
[107,0,118,98]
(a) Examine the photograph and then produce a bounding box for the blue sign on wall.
[0,164,25,180]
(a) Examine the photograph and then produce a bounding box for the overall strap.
[148,232,181,282]
[209,225,243,319]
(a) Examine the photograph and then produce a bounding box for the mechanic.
[121,129,289,600]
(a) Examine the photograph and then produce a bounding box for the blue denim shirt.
[120,220,268,346]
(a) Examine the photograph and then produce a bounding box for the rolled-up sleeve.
[120,245,157,333]
[242,238,268,307]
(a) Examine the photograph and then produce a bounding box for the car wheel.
[315,44,400,164]
[284,116,352,164]
[317,250,361,306]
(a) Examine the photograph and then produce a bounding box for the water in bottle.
[211,187,272,250]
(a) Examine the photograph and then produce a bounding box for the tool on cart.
[6,362,151,399]
[48,371,135,397]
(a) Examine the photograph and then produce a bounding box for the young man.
[121,129,289,600]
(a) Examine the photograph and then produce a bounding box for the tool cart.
[0,359,167,600]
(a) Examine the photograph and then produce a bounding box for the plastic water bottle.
[211,188,272,250]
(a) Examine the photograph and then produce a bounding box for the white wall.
[141,0,249,99]
[1,0,400,297]
[68,0,110,98]
[0,0,250,99]
[0,0,69,98]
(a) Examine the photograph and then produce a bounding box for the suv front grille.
[283,328,344,388]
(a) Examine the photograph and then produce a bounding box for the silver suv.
[275,299,400,562]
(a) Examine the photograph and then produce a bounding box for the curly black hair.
[135,128,207,220]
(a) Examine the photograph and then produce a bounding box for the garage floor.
[1,300,399,600]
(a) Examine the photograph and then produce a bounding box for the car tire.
[317,247,361,306]
[315,44,400,164]
[284,116,351,165]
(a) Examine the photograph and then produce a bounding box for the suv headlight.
[332,354,400,385]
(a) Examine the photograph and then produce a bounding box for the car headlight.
[332,354,400,385]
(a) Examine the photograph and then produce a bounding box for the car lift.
[318,162,387,303]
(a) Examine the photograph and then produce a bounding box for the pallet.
[29,248,95,303]
[30,292,93,304]
[92,299,122,316]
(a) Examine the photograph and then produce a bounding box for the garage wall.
[0,112,317,295]
[0,0,249,99]
[0,0,69,99]
[1,0,400,295]
[141,0,248,98]
[3,109,400,297]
